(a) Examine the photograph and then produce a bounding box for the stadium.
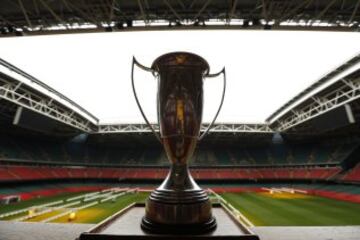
[0,1,360,240]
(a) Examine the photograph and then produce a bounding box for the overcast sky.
[0,30,359,124]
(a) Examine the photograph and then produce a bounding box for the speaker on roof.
[272,132,284,144]
[12,106,23,125]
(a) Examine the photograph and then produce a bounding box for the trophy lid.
[151,52,210,75]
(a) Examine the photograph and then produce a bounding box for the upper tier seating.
[0,136,356,167]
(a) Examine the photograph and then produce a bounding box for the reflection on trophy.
[132,52,226,234]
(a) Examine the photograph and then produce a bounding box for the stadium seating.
[342,163,360,182]
[0,182,112,201]
[0,165,344,182]
[0,136,355,167]
[0,136,356,185]
[0,167,18,180]
[212,150,234,165]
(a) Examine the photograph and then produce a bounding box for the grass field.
[52,192,148,223]
[1,190,360,226]
[0,191,92,221]
[0,191,89,215]
[222,192,360,226]
[0,190,149,223]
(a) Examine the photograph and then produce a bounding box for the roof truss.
[1,0,359,36]
[97,123,273,134]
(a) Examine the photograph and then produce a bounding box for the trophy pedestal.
[79,203,260,240]
[141,216,217,235]
[142,185,216,234]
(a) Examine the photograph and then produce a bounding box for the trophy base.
[142,188,216,234]
[141,216,217,234]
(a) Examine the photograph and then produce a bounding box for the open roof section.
[1,48,360,136]
[0,0,359,37]
[0,30,359,125]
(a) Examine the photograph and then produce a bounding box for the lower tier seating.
[0,165,344,182]
[342,163,360,182]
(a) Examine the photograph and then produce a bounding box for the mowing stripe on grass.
[246,193,326,225]
[221,192,360,226]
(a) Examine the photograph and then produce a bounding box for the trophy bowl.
[131,52,226,234]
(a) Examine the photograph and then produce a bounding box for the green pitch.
[0,191,149,223]
[0,191,91,220]
[221,192,360,226]
[1,190,360,226]
[52,192,148,224]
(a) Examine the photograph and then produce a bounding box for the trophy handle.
[131,57,162,143]
[198,67,226,141]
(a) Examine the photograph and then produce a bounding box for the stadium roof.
[267,53,360,123]
[0,0,359,36]
[0,30,359,129]
[1,46,360,140]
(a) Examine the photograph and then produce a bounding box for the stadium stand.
[0,165,344,182]
[0,182,112,200]
[0,133,358,188]
[342,163,360,182]
[0,136,356,167]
